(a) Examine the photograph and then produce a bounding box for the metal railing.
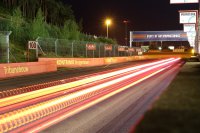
[36,37,138,58]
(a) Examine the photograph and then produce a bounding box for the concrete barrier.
[0,61,57,79]
[0,54,191,79]
[39,54,192,68]
[39,58,105,68]
[39,56,147,68]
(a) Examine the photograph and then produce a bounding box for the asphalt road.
[0,60,155,91]
[42,61,182,133]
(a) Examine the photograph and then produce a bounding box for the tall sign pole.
[170,0,199,54]
[198,2,200,53]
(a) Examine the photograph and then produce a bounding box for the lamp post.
[123,20,129,46]
[105,19,111,38]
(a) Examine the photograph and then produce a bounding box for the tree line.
[0,0,117,48]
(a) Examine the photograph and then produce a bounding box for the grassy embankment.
[134,62,200,133]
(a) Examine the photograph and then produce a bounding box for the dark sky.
[63,0,198,44]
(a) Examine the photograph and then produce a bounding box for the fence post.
[99,44,101,58]
[7,35,10,63]
[113,45,115,57]
[72,41,74,58]
[86,43,87,58]
[55,39,58,56]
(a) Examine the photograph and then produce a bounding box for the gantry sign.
[129,31,188,47]
[170,0,200,53]
[170,0,199,4]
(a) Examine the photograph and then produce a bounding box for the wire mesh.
[36,37,137,58]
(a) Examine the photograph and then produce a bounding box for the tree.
[10,8,26,43]
[61,20,80,40]
[30,8,49,40]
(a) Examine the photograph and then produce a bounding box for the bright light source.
[105,18,112,37]
[105,19,112,26]
[168,46,174,50]
[191,49,195,54]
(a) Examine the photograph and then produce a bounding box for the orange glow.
[0,58,177,108]
[0,58,181,133]
[105,19,112,26]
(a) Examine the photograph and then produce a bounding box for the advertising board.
[179,10,198,24]
[104,45,113,51]
[130,31,188,42]
[170,0,199,4]
[183,24,196,32]
[28,41,38,49]
[86,44,96,50]
[128,48,135,52]
[118,46,126,51]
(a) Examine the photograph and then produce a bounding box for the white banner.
[170,0,199,4]
[179,10,198,24]
[28,41,38,49]
[187,32,196,47]
[183,24,196,32]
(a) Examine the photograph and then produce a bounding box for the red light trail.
[0,58,182,133]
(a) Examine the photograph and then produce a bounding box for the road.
[0,58,183,133]
[43,59,183,133]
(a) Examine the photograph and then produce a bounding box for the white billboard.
[170,0,199,4]
[179,10,198,24]
[187,32,196,47]
[183,24,196,32]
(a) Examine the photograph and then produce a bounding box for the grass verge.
[134,62,200,133]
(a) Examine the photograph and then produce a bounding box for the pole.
[106,24,109,38]
[93,49,94,58]
[198,2,200,54]
[55,39,58,56]
[99,44,101,58]
[72,41,74,57]
[123,20,128,46]
[130,31,133,47]
[86,44,87,58]
[7,35,9,63]
[125,22,128,46]
[36,42,39,59]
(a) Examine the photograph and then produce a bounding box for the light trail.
[0,58,175,108]
[0,58,181,133]
[24,66,171,133]
[0,67,140,114]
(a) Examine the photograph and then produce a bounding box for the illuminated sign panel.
[28,41,38,49]
[128,48,135,52]
[104,45,113,51]
[170,0,199,4]
[118,46,126,51]
[179,10,198,24]
[86,44,96,50]
[131,31,188,42]
[183,24,196,32]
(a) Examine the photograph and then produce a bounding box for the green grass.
[134,62,200,133]
[0,43,38,63]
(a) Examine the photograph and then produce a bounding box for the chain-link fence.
[36,37,139,58]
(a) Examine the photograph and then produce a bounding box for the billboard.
[86,44,96,50]
[128,48,135,52]
[179,10,198,24]
[170,0,199,4]
[118,46,126,51]
[183,24,196,32]
[28,41,38,49]
[130,31,188,42]
[104,45,112,51]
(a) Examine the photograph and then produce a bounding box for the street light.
[105,18,112,38]
[123,20,129,46]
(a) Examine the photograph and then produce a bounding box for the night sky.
[63,0,198,44]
